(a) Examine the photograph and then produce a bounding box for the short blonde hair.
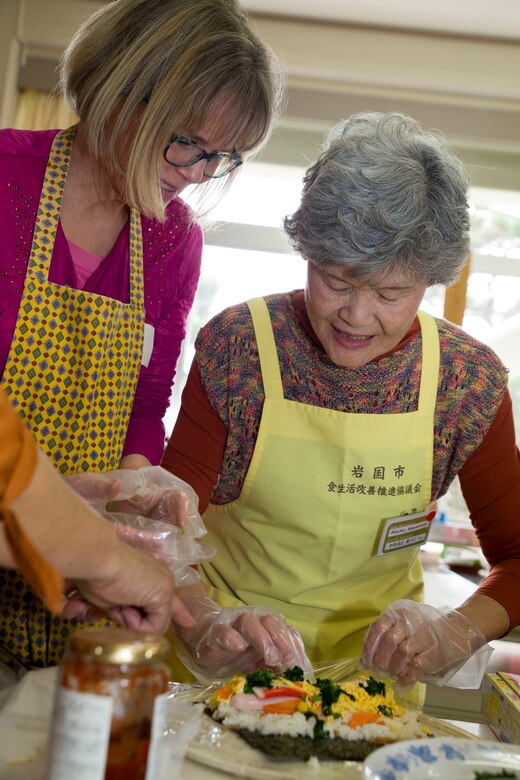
[60,0,284,220]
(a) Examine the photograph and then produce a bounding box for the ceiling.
[242,0,520,41]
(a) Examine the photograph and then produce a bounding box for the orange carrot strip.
[262,699,301,714]
[348,711,384,728]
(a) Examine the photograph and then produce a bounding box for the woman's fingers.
[259,614,305,669]
[362,608,438,684]
[232,612,282,667]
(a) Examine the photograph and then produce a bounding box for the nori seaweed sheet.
[235,728,382,761]
[205,709,384,761]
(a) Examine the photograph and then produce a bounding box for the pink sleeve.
[122,219,203,464]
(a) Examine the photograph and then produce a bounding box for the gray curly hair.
[283,112,470,286]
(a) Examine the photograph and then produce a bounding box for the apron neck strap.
[416,311,440,414]
[28,126,75,280]
[247,297,284,399]
[28,126,143,306]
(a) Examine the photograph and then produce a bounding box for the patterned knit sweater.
[195,292,508,506]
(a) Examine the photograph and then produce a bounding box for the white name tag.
[142,323,155,367]
[373,509,436,557]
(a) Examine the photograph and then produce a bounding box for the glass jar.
[46,627,171,780]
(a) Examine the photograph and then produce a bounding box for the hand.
[173,586,312,682]
[184,611,307,674]
[61,542,195,634]
[361,599,489,687]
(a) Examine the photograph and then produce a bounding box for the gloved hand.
[66,468,214,586]
[173,584,313,682]
[66,466,205,538]
[110,520,214,578]
[361,599,491,687]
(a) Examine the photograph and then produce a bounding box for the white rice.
[211,700,430,744]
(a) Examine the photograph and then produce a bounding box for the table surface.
[1,569,516,779]
[0,722,499,780]
[0,666,500,780]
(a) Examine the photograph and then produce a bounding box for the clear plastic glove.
[66,467,205,538]
[361,599,492,688]
[109,516,215,582]
[66,468,214,587]
[173,585,313,683]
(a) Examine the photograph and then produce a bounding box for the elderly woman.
[0,0,283,674]
[163,112,520,686]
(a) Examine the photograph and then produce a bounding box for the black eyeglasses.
[164,133,242,179]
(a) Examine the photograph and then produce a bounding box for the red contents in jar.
[105,735,150,780]
[60,656,169,780]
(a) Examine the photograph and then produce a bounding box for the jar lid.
[66,628,172,666]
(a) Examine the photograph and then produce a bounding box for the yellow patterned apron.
[0,127,145,672]
[195,298,438,676]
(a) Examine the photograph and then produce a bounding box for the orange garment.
[0,387,63,613]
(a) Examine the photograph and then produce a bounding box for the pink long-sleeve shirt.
[0,128,203,464]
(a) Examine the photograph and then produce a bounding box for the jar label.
[45,688,113,780]
[145,691,170,780]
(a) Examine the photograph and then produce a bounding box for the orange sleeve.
[162,360,226,514]
[0,388,63,613]
[459,390,520,630]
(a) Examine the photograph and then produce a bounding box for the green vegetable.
[473,771,517,779]
[283,666,305,682]
[244,669,275,693]
[315,678,343,715]
[377,704,393,717]
[359,677,386,697]
[313,718,329,740]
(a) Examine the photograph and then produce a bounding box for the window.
[166,168,520,465]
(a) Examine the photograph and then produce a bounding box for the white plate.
[362,736,520,779]
[185,713,474,780]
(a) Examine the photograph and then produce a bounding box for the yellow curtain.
[14,89,77,131]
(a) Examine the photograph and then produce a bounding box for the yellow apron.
[0,127,145,672]
[199,298,439,666]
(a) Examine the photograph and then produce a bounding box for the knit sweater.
[195,292,508,505]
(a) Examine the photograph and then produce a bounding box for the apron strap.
[128,208,144,307]
[27,125,144,309]
[247,297,284,400]
[416,311,440,415]
[27,126,75,280]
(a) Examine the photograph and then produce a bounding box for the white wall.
[2,0,520,189]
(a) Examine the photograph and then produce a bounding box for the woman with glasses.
[0,0,283,676]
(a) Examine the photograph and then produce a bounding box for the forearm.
[9,451,125,581]
[456,592,511,641]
